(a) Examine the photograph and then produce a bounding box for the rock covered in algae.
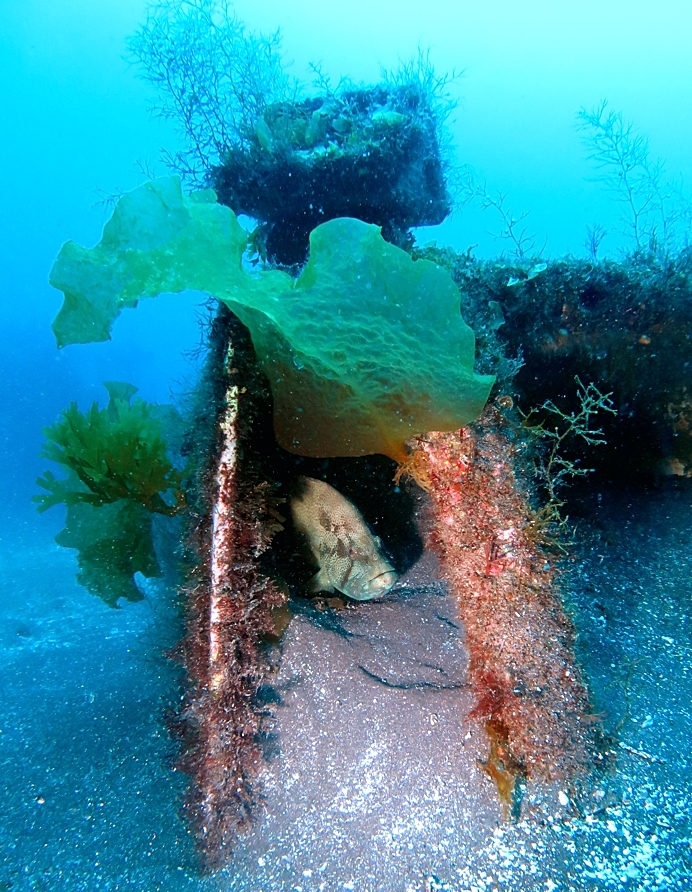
[212,82,452,265]
[49,178,493,462]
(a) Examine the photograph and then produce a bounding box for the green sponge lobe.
[49,178,493,460]
[49,179,253,347]
[224,217,493,460]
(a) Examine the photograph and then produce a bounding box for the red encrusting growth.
[176,313,285,868]
[413,407,594,782]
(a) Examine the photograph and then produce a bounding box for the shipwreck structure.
[175,309,287,864]
[46,11,692,862]
[421,246,692,481]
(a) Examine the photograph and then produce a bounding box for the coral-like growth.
[411,407,594,787]
[128,0,292,185]
[577,101,692,254]
[520,378,616,544]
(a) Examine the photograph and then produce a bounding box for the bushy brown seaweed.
[173,307,285,868]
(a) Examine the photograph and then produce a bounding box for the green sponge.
[50,178,493,461]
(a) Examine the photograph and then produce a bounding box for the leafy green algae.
[239,217,493,461]
[50,178,493,461]
[35,382,185,606]
[49,178,264,347]
[35,381,186,517]
[55,500,159,607]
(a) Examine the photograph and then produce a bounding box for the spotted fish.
[291,477,398,601]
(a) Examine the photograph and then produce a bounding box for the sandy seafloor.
[1,481,691,891]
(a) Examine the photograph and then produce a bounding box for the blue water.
[2,1,692,889]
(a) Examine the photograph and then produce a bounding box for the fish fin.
[308,568,334,594]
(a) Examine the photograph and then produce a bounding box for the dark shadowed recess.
[203,305,424,597]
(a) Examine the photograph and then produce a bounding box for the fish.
[290,477,398,601]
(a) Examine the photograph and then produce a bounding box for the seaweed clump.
[34,382,186,606]
[35,381,186,516]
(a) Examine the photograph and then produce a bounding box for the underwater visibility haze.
[2,1,692,889]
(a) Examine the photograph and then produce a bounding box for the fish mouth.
[361,570,398,599]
